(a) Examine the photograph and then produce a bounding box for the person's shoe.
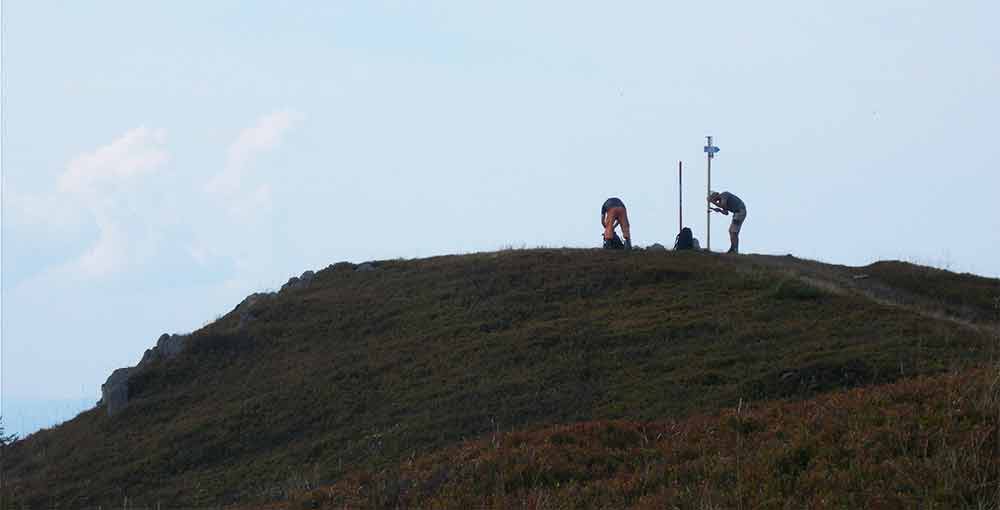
[625,238,632,251]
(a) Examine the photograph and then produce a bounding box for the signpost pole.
[706,136,712,252]
[678,161,683,233]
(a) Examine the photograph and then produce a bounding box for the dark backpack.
[674,227,694,250]
[603,233,625,250]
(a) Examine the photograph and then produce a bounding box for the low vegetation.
[4,249,998,508]
[312,367,1000,509]
[863,260,1000,324]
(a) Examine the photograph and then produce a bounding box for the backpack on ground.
[603,233,625,250]
[674,227,694,250]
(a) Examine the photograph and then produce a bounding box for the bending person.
[601,197,631,250]
[708,191,747,254]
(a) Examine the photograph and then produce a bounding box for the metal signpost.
[678,161,683,232]
[704,136,720,251]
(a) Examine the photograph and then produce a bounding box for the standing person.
[708,191,747,254]
[601,197,631,250]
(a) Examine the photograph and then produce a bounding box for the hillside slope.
[310,366,1000,509]
[5,249,999,507]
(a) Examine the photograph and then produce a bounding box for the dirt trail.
[736,254,1000,336]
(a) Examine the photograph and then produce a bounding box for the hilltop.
[4,249,999,508]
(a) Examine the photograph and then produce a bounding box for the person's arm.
[708,196,728,214]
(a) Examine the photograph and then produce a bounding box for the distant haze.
[2,1,998,435]
[2,398,96,439]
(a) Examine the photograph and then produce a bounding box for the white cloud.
[6,127,170,282]
[227,110,300,172]
[9,127,167,233]
[73,214,128,277]
[57,127,168,196]
[56,128,169,278]
[11,111,301,285]
[207,110,302,197]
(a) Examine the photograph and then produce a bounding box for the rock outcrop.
[328,261,356,272]
[99,333,189,417]
[280,270,316,293]
[98,261,375,416]
[100,367,134,417]
[138,334,188,366]
[235,292,275,330]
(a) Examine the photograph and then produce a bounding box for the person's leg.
[617,209,631,250]
[728,210,745,254]
[618,208,631,241]
[603,213,614,240]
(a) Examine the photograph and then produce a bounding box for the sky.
[2,1,998,437]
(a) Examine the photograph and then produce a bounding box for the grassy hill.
[314,367,1000,509]
[4,249,999,508]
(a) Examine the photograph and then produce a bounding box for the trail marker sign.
[705,136,718,250]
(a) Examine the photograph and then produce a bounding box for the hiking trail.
[734,254,1000,337]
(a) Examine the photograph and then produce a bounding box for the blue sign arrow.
[704,146,720,154]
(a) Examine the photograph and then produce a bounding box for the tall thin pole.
[706,136,712,252]
[678,161,683,232]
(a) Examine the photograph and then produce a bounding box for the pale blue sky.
[2,1,998,436]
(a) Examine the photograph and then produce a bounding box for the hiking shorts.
[730,209,747,235]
